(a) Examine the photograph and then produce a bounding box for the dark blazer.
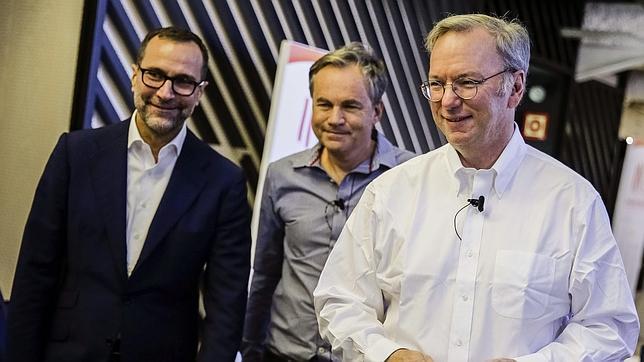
[7,120,251,362]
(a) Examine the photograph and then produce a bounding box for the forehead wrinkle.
[428,28,503,81]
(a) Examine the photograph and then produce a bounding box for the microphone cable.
[453,203,470,241]
[453,196,485,241]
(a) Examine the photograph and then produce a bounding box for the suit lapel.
[136,132,209,267]
[90,121,129,280]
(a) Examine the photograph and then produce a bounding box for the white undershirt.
[125,111,186,276]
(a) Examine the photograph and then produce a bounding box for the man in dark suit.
[6,27,251,362]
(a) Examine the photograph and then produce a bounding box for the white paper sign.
[251,41,327,252]
[612,142,644,296]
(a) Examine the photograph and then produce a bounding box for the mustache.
[323,125,351,132]
[144,95,178,108]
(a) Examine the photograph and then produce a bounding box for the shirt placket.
[314,175,353,359]
[328,175,352,247]
[127,155,157,275]
[447,170,493,362]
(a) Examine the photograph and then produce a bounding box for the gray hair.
[425,14,530,78]
[309,42,388,104]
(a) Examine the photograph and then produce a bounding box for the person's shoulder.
[273,149,312,166]
[266,149,314,175]
[390,145,417,165]
[523,145,597,194]
[394,143,449,170]
[62,121,129,153]
[184,132,246,184]
[376,132,416,165]
[68,120,127,138]
[370,145,447,189]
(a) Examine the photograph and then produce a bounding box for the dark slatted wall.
[560,81,626,215]
[72,0,458,198]
[481,0,584,70]
[479,0,627,212]
[71,0,626,211]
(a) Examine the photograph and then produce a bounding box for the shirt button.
[467,250,473,258]
[455,339,463,347]
[462,295,469,302]
[134,234,140,240]
[140,202,146,208]
[318,347,327,354]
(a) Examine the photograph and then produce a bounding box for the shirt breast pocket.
[491,250,555,319]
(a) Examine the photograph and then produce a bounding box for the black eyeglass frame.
[137,65,205,96]
[420,68,511,102]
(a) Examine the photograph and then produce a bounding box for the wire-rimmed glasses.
[420,68,510,102]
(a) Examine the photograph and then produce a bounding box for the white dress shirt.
[125,112,186,276]
[314,127,639,362]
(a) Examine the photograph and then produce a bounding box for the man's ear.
[507,70,525,109]
[196,81,208,100]
[373,101,384,121]
[130,64,138,90]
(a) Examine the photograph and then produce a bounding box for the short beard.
[144,111,183,135]
[134,95,191,138]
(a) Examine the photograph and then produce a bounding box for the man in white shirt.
[313,14,640,362]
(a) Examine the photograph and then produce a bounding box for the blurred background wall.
[0,0,83,299]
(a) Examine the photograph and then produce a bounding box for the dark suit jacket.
[7,120,251,362]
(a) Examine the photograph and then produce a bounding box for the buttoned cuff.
[363,337,406,362]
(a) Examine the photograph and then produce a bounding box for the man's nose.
[156,80,176,99]
[328,107,346,124]
[441,84,462,108]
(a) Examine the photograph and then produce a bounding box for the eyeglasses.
[138,66,205,96]
[420,68,510,102]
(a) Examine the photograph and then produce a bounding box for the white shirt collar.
[489,125,526,197]
[445,124,526,198]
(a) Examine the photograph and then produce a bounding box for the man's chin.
[445,133,473,148]
[321,139,346,151]
[145,116,182,136]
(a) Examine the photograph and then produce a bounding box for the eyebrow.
[142,65,199,82]
[340,99,363,107]
[315,97,363,106]
[429,71,483,80]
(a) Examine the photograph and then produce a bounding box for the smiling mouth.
[149,103,176,111]
[443,115,470,122]
[325,129,350,135]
